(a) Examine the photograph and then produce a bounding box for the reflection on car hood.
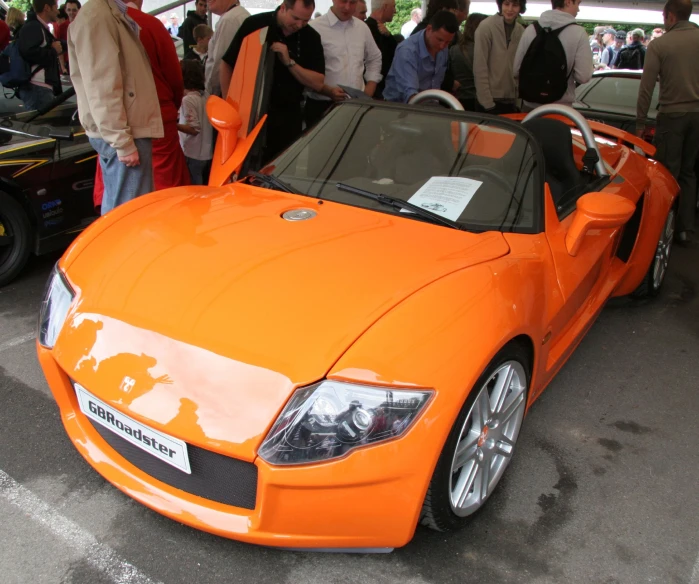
[56,184,510,457]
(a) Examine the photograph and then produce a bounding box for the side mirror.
[565,192,636,256]
[206,95,267,187]
[206,95,242,164]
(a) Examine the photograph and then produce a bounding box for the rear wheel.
[0,192,33,287]
[421,343,530,532]
[632,205,675,298]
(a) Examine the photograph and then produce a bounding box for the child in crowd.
[183,24,213,67]
[177,60,213,185]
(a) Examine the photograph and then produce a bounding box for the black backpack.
[519,22,577,104]
[615,46,643,70]
[0,41,43,90]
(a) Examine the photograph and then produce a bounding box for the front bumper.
[38,344,436,550]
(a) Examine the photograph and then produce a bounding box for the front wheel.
[421,343,530,532]
[0,192,33,287]
[632,205,675,298]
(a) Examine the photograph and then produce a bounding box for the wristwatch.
[286,59,296,68]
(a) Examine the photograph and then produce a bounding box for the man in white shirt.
[205,0,249,97]
[401,8,421,38]
[305,0,382,128]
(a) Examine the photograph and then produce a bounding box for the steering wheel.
[522,104,607,178]
[459,165,513,192]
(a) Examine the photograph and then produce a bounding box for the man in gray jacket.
[513,0,592,111]
[69,0,163,214]
[473,0,525,113]
[637,0,699,243]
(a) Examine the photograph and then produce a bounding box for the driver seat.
[522,118,583,208]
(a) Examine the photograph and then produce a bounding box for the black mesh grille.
[87,417,258,510]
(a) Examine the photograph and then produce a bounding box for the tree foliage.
[385,0,661,39]
[387,0,422,36]
[10,0,33,14]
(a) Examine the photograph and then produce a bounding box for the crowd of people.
[1,0,697,241]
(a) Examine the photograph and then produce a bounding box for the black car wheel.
[420,342,530,532]
[632,205,675,299]
[0,192,33,287]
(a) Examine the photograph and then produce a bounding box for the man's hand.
[52,41,63,55]
[270,42,291,66]
[377,22,390,36]
[118,151,140,167]
[326,86,348,102]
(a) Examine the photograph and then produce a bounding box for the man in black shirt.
[366,0,397,99]
[219,0,324,161]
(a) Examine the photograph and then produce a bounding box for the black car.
[575,69,699,209]
[0,91,96,286]
[574,69,659,142]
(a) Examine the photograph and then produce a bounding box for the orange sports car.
[37,80,677,551]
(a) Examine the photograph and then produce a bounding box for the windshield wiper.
[336,183,462,230]
[248,171,300,194]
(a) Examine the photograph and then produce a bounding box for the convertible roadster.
[36,34,677,551]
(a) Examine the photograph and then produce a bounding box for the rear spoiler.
[502,113,656,157]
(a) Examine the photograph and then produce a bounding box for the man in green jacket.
[637,0,699,243]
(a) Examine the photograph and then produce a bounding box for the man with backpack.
[613,28,645,69]
[600,30,625,69]
[16,0,63,111]
[513,0,592,111]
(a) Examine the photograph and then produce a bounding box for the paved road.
[1,247,698,584]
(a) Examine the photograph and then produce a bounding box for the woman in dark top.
[449,12,487,111]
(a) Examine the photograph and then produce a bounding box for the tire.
[421,342,531,532]
[0,192,33,287]
[632,205,675,299]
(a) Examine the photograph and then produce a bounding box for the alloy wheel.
[449,361,527,517]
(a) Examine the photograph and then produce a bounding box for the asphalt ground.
[1,245,698,584]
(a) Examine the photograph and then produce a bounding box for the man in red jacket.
[94,0,189,207]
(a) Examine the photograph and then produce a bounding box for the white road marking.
[690,551,699,584]
[0,469,161,584]
[0,332,36,353]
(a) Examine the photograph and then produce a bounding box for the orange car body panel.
[38,109,678,549]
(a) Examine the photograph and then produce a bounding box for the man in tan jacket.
[637,0,699,243]
[68,0,163,215]
[473,0,525,113]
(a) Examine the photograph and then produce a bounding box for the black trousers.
[654,111,699,233]
[304,98,333,130]
[262,106,303,163]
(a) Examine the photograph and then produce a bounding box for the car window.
[266,103,541,233]
[580,76,659,116]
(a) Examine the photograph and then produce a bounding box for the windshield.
[265,103,540,233]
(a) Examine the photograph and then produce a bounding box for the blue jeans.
[89,137,154,215]
[18,84,55,112]
[185,157,211,185]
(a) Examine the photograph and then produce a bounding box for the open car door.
[207,27,274,186]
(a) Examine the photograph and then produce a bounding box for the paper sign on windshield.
[405,177,482,222]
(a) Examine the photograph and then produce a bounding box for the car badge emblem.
[282,209,316,221]
[120,376,136,393]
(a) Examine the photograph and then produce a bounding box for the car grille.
[86,417,258,510]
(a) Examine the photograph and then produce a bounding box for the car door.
[541,184,626,376]
[209,27,274,186]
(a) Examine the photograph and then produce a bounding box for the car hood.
[55,184,509,459]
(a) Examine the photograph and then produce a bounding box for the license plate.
[75,384,191,474]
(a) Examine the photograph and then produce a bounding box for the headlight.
[38,264,74,348]
[258,380,433,465]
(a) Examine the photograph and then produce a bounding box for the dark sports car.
[574,68,698,208]
[574,69,658,142]
[0,92,96,286]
